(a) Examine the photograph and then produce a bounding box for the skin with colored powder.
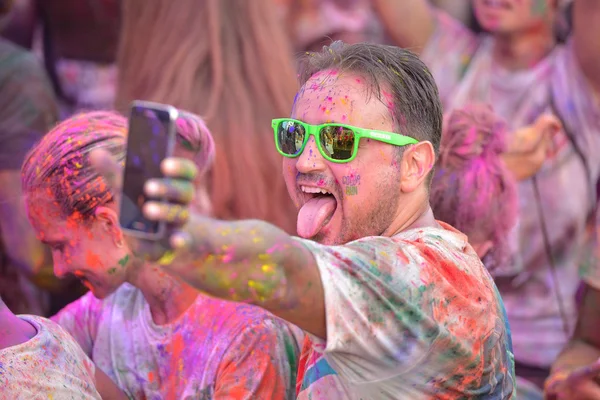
[342,174,360,196]
[96,43,517,399]
[22,110,301,399]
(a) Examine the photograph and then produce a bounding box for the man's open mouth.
[297,185,338,238]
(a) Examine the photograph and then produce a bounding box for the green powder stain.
[178,137,196,152]
[531,0,546,16]
[107,267,117,275]
[118,254,130,267]
[284,336,299,389]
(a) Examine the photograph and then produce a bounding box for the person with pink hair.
[431,104,518,272]
[21,110,301,399]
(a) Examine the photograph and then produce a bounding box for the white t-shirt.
[420,10,600,367]
[295,223,515,399]
[52,284,302,399]
[0,315,100,399]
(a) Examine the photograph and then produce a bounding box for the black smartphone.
[119,101,179,240]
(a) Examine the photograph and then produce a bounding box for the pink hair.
[430,104,518,270]
[22,110,216,218]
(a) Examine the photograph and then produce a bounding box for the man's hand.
[502,114,562,181]
[545,360,600,400]
[90,149,198,261]
[91,149,326,337]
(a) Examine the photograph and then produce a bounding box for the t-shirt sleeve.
[214,318,301,400]
[419,10,480,106]
[51,292,102,357]
[295,236,502,386]
[0,46,58,170]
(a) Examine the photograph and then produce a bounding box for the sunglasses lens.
[319,126,355,160]
[277,120,305,156]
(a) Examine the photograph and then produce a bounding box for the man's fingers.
[143,202,190,225]
[161,158,198,181]
[144,179,195,204]
[90,148,123,192]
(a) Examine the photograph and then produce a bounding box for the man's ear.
[94,206,123,246]
[400,141,436,193]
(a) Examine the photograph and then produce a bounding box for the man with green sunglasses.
[95,42,516,399]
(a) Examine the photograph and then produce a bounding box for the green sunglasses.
[272,118,418,163]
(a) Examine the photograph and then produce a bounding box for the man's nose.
[295,136,327,174]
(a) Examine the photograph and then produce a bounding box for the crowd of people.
[0,0,599,399]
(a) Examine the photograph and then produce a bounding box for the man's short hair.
[298,41,443,156]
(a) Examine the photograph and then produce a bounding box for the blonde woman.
[117,0,298,234]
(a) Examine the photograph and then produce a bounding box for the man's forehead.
[292,70,390,128]
[294,71,366,108]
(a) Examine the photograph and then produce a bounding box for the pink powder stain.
[382,89,394,110]
[316,179,326,187]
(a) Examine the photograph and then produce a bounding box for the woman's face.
[472,0,555,35]
[25,193,132,299]
[275,0,382,52]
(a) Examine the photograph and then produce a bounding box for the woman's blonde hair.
[116,0,299,233]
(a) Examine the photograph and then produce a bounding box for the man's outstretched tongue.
[297,196,337,238]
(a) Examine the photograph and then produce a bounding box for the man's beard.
[315,173,401,245]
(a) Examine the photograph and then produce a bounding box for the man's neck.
[128,264,199,326]
[384,189,438,237]
[491,26,556,71]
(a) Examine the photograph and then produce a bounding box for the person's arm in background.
[573,0,600,95]
[372,0,477,107]
[502,114,562,181]
[371,0,435,53]
[544,284,600,399]
[95,368,128,400]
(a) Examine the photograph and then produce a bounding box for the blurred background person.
[371,0,600,391]
[273,0,383,53]
[116,0,298,234]
[0,0,59,317]
[0,0,120,118]
[431,104,518,273]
